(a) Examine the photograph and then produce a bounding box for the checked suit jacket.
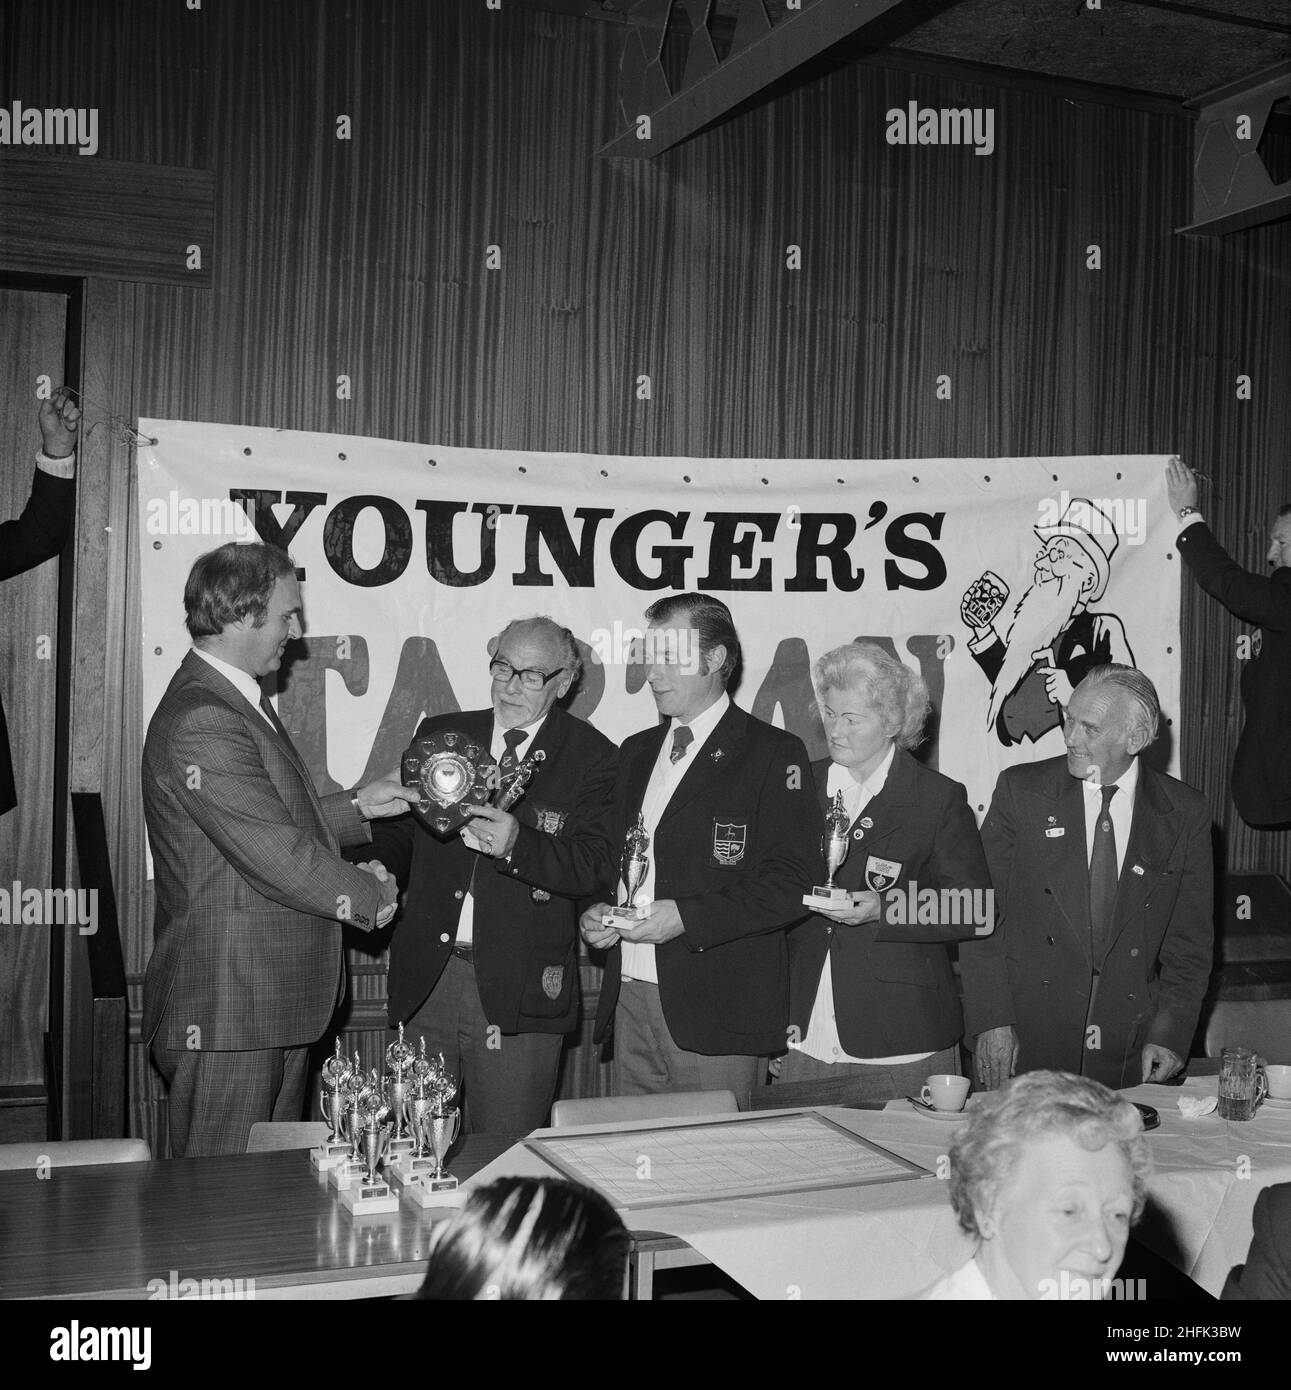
[141,650,384,1053]
[592,702,819,1057]
[958,755,1214,1088]
[787,750,992,1057]
[370,706,617,1035]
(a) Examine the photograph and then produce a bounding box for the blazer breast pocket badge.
[541,965,564,999]
[864,856,902,890]
[711,820,748,867]
[530,804,567,835]
[530,887,551,903]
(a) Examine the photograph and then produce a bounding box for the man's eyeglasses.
[489,658,564,692]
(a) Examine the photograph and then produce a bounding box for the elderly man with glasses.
[367,617,617,1133]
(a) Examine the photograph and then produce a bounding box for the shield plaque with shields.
[400,730,500,836]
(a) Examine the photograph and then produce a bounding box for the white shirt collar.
[192,646,271,722]
[828,741,896,804]
[669,690,730,755]
[1081,756,1139,802]
[493,712,548,755]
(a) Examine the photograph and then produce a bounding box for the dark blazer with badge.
[1178,521,1291,827]
[787,750,992,1057]
[592,702,818,1057]
[371,706,617,1035]
[142,651,383,1053]
[958,755,1214,1089]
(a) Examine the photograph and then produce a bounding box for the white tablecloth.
[464,1077,1291,1299]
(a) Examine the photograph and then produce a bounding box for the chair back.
[550,1090,737,1128]
[0,1138,150,1171]
[245,1121,331,1152]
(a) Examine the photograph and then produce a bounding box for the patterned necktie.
[1088,784,1119,964]
[500,727,526,774]
[670,725,694,764]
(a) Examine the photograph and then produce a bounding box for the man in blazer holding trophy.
[581,594,818,1107]
[369,616,617,1134]
[781,643,993,1104]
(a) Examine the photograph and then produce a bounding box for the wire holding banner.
[62,387,158,448]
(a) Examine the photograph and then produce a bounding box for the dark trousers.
[156,1044,309,1158]
[402,955,564,1134]
[613,980,760,1109]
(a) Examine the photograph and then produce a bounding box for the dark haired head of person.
[413,1177,628,1301]
[184,542,297,639]
[642,591,741,688]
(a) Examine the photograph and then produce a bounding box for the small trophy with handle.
[802,792,858,907]
[602,814,651,926]
[382,1023,417,1164]
[311,1038,356,1171]
[339,1074,400,1215]
[404,1056,466,1208]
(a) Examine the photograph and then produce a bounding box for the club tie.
[1088,784,1118,965]
[670,725,694,764]
[500,727,526,774]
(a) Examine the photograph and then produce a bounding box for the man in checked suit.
[581,594,818,1107]
[142,542,414,1157]
[959,664,1213,1091]
[368,617,617,1134]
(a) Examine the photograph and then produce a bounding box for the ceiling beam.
[1176,60,1291,235]
[598,0,919,158]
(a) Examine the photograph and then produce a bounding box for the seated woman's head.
[414,1176,628,1301]
[948,1070,1150,1299]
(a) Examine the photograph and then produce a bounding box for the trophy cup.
[311,1038,356,1171]
[339,1074,400,1215]
[387,1040,441,1189]
[382,1023,417,1165]
[494,747,545,812]
[802,792,859,908]
[403,1056,466,1208]
[328,1055,372,1190]
[601,814,651,926]
[401,730,500,836]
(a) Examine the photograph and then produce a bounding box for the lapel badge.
[1045,827,1065,837]
[853,829,864,841]
[859,816,874,829]
[1047,815,1056,824]
[711,748,725,762]
[1131,864,1145,875]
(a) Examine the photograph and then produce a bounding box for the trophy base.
[310,1141,354,1172]
[384,1136,416,1163]
[387,1155,437,1188]
[328,1159,365,1191]
[340,1180,400,1215]
[802,886,856,908]
[602,904,646,926]
[403,1174,466,1209]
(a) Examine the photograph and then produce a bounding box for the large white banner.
[135,422,1181,824]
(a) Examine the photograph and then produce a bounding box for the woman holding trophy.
[778,643,992,1106]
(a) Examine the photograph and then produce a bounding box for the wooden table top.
[0,1133,520,1300]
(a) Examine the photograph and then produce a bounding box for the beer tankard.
[1217,1045,1268,1121]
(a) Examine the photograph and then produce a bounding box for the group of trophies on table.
[311,1026,462,1214]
